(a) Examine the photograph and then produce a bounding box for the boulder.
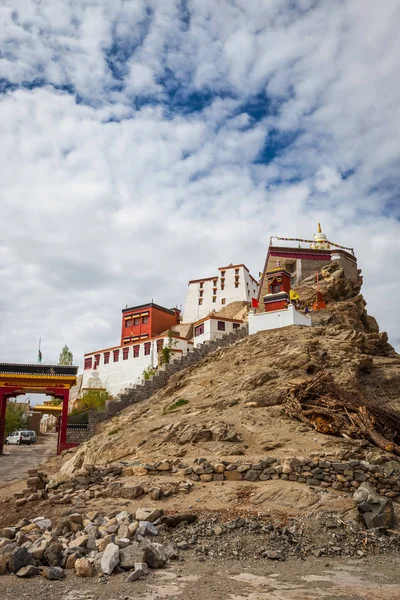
[119,543,145,569]
[16,565,40,578]
[8,547,36,573]
[353,482,394,529]
[135,508,161,523]
[143,542,167,569]
[137,521,158,537]
[101,543,119,575]
[44,541,63,566]
[75,557,93,577]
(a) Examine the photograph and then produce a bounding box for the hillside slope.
[61,262,400,475]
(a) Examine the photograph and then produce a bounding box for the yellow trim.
[0,373,76,382]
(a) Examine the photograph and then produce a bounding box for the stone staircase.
[88,326,248,434]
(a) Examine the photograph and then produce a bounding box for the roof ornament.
[310,223,330,250]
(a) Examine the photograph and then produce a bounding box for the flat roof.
[122,302,180,316]
[0,363,78,376]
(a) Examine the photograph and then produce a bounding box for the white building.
[183,264,259,323]
[248,304,311,335]
[82,333,193,398]
[193,315,245,347]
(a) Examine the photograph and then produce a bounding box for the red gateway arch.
[0,363,78,455]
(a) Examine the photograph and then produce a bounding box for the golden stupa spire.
[310,222,330,250]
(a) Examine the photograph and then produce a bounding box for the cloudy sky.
[1,0,400,369]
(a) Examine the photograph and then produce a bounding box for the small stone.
[263,550,284,560]
[39,566,65,580]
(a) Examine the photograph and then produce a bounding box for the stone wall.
[66,425,90,445]
[88,326,249,435]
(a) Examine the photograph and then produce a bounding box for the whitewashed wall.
[193,317,244,347]
[248,304,311,335]
[183,265,259,323]
[82,336,192,397]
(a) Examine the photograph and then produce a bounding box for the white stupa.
[310,223,330,250]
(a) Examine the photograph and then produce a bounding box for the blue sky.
[1,0,400,367]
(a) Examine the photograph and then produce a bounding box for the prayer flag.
[251,298,259,308]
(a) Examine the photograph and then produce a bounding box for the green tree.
[159,330,178,366]
[5,401,28,438]
[143,366,157,380]
[59,345,73,365]
[69,390,109,416]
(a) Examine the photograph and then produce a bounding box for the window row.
[84,340,164,368]
[125,315,149,327]
[193,321,241,337]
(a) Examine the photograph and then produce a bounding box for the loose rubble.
[1,502,400,582]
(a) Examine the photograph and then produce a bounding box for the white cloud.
[0,0,400,369]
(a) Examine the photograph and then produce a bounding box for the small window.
[199,299,203,305]
[235,268,239,274]
[113,349,119,362]
[212,296,216,303]
[194,323,204,336]
[217,321,225,331]
[123,347,129,360]
[199,290,203,297]
[221,270,225,277]
[233,323,240,330]
[235,282,239,288]
[213,279,217,286]
[199,282,204,289]
[221,284,224,290]
[156,339,164,352]
[133,317,140,326]
[133,345,140,358]
[104,352,110,364]
[84,357,92,370]
[144,342,151,356]
[221,298,226,305]
[125,318,132,327]
[272,283,281,294]
[94,354,100,367]
[142,316,149,324]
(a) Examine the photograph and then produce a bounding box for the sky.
[1,0,400,370]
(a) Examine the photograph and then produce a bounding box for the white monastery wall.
[82,336,192,397]
[193,316,245,347]
[183,265,259,323]
[248,304,311,335]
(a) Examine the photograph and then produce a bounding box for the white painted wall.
[82,336,192,397]
[183,265,259,323]
[193,317,244,347]
[248,304,311,335]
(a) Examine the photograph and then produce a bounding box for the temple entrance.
[0,363,78,455]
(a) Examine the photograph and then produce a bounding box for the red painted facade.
[120,303,180,345]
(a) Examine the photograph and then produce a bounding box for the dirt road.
[1,555,400,599]
[0,433,57,483]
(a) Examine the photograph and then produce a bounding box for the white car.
[5,431,32,445]
[25,430,37,443]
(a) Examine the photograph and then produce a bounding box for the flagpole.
[38,338,42,364]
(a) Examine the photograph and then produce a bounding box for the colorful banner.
[269,236,354,255]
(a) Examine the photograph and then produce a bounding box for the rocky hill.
[1,261,400,586]
[60,262,399,476]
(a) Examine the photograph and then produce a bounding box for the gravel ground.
[1,554,400,600]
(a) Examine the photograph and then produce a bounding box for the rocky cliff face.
[60,262,399,475]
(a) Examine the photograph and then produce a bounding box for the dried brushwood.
[283,372,400,454]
